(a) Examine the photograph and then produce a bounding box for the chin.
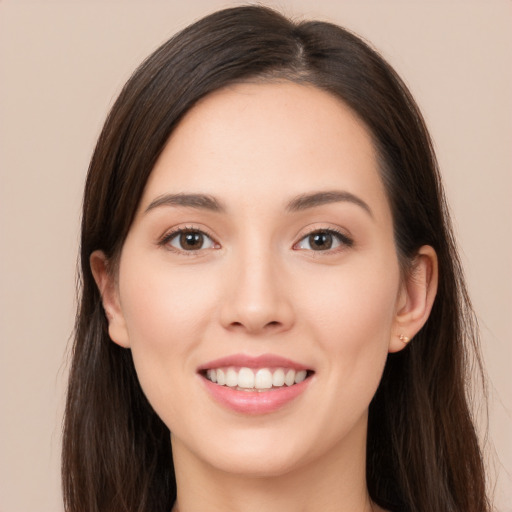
[207,448,307,478]
[171,426,310,478]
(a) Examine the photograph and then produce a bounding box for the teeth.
[295,370,307,384]
[204,367,309,390]
[216,369,226,386]
[272,368,285,387]
[238,367,255,388]
[226,368,238,387]
[255,369,273,389]
[284,369,295,386]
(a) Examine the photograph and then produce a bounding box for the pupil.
[181,232,203,249]
[311,232,332,250]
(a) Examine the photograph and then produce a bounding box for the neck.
[170,418,382,512]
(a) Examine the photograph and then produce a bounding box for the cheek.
[296,253,400,403]
[301,256,399,342]
[120,260,218,346]
[116,259,221,414]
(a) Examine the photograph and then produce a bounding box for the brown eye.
[166,229,216,251]
[295,229,353,251]
[309,232,333,250]
[180,231,204,249]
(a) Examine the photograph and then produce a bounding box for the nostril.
[228,320,281,331]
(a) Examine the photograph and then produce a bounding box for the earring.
[398,334,410,344]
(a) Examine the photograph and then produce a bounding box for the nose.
[219,246,295,336]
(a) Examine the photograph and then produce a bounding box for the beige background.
[0,1,510,511]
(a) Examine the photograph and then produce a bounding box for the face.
[97,82,418,478]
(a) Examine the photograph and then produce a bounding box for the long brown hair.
[63,6,489,512]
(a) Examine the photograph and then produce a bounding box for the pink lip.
[197,353,313,415]
[197,353,310,372]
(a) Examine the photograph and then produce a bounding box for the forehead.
[140,81,387,215]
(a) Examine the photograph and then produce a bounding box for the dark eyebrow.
[144,193,225,214]
[286,190,373,217]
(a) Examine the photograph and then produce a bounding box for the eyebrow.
[286,190,373,217]
[144,190,373,217]
[144,193,225,214]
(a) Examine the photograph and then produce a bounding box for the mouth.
[197,354,314,414]
[200,366,313,392]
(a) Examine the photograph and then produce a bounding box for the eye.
[163,228,217,252]
[294,229,353,251]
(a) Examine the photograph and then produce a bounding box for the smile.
[204,367,309,391]
[198,354,314,414]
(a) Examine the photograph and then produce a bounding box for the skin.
[92,82,438,512]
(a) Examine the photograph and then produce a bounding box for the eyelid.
[157,223,353,255]
[293,226,354,252]
[158,225,220,254]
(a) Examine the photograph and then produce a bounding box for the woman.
[62,5,489,512]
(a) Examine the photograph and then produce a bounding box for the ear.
[90,250,130,348]
[389,245,438,353]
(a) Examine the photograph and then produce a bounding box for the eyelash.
[159,226,219,255]
[159,226,353,255]
[293,228,354,253]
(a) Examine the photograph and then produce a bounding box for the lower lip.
[201,375,311,415]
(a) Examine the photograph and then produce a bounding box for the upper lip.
[198,353,311,372]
